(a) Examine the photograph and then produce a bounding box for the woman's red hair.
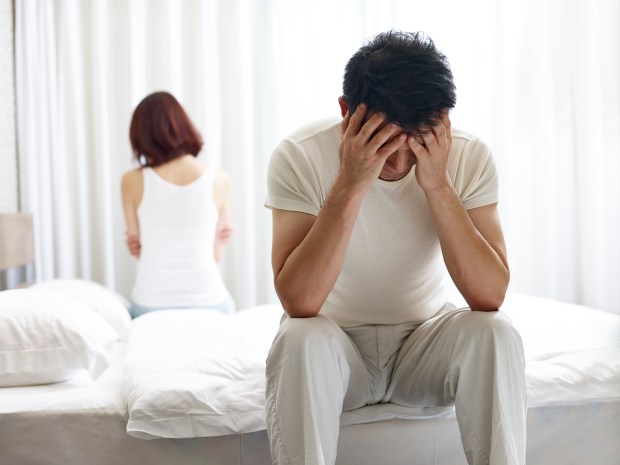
[129,91,203,167]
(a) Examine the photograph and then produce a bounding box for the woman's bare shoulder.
[214,168,232,187]
[122,167,142,182]
[121,168,143,196]
[213,169,231,208]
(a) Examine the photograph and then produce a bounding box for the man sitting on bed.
[264,30,526,465]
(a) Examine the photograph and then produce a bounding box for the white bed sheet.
[1,293,619,465]
[121,293,620,440]
[123,306,282,439]
[0,341,126,416]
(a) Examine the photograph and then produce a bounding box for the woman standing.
[121,91,234,318]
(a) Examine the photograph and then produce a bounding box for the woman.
[121,91,234,318]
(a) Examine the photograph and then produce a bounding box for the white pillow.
[123,305,283,439]
[32,278,131,339]
[0,288,118,387]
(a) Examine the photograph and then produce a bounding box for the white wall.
[0,0,17,212]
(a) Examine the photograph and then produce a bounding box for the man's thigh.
[386,307,472,406]
[268,315,374,411]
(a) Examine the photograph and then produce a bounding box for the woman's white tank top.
[131,166,229,308]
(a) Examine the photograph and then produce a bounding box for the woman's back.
[151,153,207,185]
[130,157,230,308]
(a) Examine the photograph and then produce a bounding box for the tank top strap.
[139,167,155,208]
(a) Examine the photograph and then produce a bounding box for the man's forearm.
[275,178,364,317]
[425,184,509,311]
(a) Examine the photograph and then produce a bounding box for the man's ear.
[338,96,348,118]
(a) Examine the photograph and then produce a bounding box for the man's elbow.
[276,288,322,318]
[274,274,323,318]
[279,296,321,318]
[466,288,507,312]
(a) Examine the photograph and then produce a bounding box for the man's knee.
[454,310,524,355]
[277,314,340,343]
[267,315,342,370]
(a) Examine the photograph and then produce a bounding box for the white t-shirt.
[266,118,499,327]
[131,167,230,308]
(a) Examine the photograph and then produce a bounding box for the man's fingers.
[421,128,438,149]
[345,103,367,136]
[430,122,445,143]
[440,110,451,131]
[357,110,388,141]
[340,110,350,134]
[429,116,451,152]
[377,132,407,159]
[441,112,452,148]
[370,121,403,152]
[407,135,429,159]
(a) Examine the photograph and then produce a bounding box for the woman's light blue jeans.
[129,295,236,319]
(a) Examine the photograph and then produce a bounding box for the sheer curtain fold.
[15,0,620,313]
[16,0,56,280]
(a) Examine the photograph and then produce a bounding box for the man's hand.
[408,112,452,192]
[339,103,407,191]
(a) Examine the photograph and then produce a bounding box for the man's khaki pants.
[266,307,527,465]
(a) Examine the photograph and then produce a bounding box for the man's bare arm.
[272,104,406,317]
[408,114,509,311]
[271,187,363,317]
[427,193,509,311]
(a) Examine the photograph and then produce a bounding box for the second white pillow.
[0,288,118,387]
[32,279,131,339]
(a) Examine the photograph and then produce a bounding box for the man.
[264,31,526,465]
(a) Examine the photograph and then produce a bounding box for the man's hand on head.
[338,103,407,192]
[407,111,452,192]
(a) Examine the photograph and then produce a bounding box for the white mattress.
[1,293,619,465]
[1,388,618,465]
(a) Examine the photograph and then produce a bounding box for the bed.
[1,213,619,465]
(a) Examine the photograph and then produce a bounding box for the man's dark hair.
[343,30,456,135]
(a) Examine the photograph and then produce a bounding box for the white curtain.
[15,0,620,313]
